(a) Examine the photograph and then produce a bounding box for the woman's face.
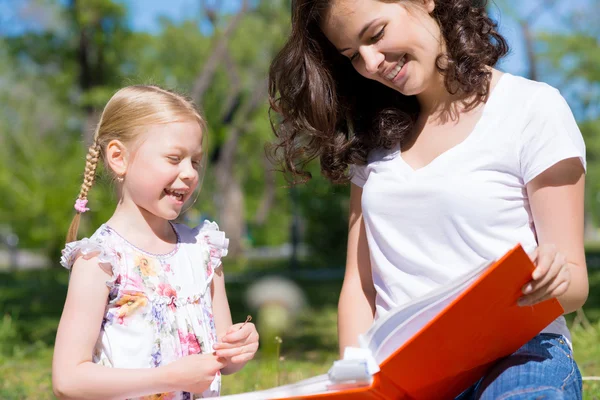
[321,0,443,97]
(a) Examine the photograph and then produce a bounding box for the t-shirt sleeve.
[519,87,586,184]
[350,163,368,187]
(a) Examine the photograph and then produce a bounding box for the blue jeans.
[455,333,582,400]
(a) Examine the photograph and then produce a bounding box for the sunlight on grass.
[0,268,599,398]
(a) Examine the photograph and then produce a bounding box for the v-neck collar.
[397,73,509,174]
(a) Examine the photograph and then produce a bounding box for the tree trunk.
[214,125,244,257]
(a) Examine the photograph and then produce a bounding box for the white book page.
[360,260,491,364]
[217,373,371,399]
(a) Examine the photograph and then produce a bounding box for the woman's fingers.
[519,265,570,306]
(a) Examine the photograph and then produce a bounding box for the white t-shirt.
[351,73,586,342]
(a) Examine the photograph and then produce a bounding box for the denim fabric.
[455,333,582,400]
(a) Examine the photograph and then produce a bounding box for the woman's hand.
[163,353,226,393]
[213,322,259,369]
[519,244,571,307]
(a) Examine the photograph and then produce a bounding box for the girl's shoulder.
[60,224,120,270]
[173,220,229,254]
[173,221,229,263]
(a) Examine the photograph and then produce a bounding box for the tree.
[536,5,600,229]
[186,0,292,257]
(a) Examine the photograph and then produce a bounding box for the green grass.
[0,266,599,399]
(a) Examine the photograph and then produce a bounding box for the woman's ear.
[105,139,129,177]
[423,0,435,13]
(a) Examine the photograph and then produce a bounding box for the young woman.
[268,1,587,398]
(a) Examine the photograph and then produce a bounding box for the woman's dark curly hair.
[268,0,508,184]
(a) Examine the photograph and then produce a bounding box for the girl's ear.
[423,0,435,13]
[106,139,129,177]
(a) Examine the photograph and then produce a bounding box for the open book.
[219,244,564,399]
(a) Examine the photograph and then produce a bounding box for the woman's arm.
[522,157,589,313]
[338,184,377,356]
[53,257,223,399]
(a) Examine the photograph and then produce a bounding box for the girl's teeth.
[165,190,184,200]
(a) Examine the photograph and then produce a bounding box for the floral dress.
[60,220,229,400]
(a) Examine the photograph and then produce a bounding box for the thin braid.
[78,142,101,200]
[66,141,101,243]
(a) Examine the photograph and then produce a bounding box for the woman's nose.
[360,46,384,75]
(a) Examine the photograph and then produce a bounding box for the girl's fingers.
[213,332,259,351]
[229,352,256,364]
[215,342,259,359]
[221,323,256,343]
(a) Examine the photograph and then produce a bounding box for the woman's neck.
[416,67,497,123]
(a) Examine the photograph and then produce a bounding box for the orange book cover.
[220,244,564,400]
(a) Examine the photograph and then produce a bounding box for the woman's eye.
[350,52,359,62]
[371,27,385,42]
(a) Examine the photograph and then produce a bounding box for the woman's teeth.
[385,56,407,80]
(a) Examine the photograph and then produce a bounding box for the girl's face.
[321,0,442,97]
[122,121,203,221]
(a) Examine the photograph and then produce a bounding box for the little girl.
[52,85,259,400]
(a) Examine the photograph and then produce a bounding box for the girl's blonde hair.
[66,85,206,243]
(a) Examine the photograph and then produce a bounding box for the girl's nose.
[180,160,197,181]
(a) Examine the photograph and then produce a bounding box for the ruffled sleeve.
[195,220,229,274]
[189,220,229,296]
[60,237,118,287]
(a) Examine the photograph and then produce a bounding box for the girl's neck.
[106,200,177,247]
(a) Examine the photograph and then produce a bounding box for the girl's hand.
[164,353,226,393]
[213,322,259,365]
[519,244,571,307]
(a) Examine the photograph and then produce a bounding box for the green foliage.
[0,0,298,257]
[296,163,351,268]
[536,11,600,225]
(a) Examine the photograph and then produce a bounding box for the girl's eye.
[168,156,180,162]
[192,160,202,169]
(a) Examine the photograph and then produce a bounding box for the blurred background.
[0,0,599,398]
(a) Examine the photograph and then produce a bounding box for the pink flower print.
[208,247,221,274]
[188,333,201,355]
[157,282,177,298]
[164,263,172,273]
[178,330,202,355]
[157,282,178,311]
[122,272,144,291]
[178,329,189,355]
